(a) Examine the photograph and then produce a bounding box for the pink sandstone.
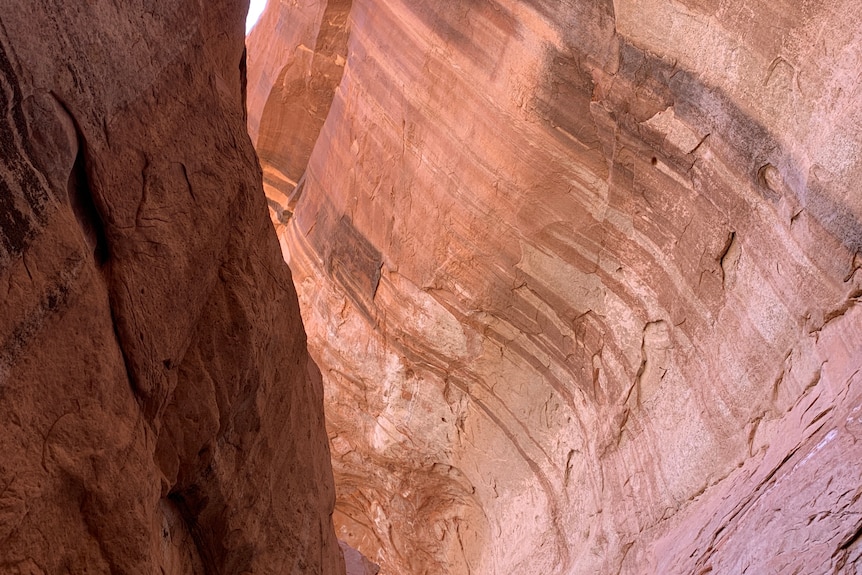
[248,0,862,573]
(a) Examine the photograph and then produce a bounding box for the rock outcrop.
[249,0,862,573]
[0,1,342,573]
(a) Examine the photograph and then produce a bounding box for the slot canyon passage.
[247,0,862,573]
[0,2,860,575]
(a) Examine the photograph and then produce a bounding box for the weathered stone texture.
[0,1,343,573]
[249,0,862,573]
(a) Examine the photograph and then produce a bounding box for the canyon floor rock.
[248,0,862,573]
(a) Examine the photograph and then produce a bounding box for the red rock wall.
[0,1,343,573]
[249,0,862,573]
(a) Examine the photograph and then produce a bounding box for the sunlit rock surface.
[0,1,343,573]
[248,0,862,573]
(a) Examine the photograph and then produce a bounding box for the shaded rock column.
[0,1,343,573]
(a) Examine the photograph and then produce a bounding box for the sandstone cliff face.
[0,1,343,573]
[249,0,862,573]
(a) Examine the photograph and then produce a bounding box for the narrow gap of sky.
[246,0,267,34]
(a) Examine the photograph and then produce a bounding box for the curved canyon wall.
[0,1,343,573]
[249,0,862,573]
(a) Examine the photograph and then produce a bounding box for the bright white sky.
[246,0,267,34]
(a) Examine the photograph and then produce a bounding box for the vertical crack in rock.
[57,95,108,267]
[717,231,739,289]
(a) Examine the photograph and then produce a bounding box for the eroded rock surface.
[249,0,862,573]
[341,540,381,575]
[0,1,342,573]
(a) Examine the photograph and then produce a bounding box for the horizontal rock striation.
[249,0,862,573]
[0,1,342,573]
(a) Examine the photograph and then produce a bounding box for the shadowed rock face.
[249,0,862,574]
[0,1,343,573]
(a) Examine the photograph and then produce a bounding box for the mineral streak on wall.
[0,1,344,573]
[248,0,862,573]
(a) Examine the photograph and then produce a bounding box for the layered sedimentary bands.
[0,2,344,573]
[249,0,862,573]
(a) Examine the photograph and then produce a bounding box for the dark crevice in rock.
[167,489,222,575]
[240,46,248,124]
[66,136,108,267]
[48,91,109,268]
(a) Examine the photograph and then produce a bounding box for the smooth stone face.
[0,2,343,573]
[248,0,862,573]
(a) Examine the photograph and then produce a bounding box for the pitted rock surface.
[0,1,343,573]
